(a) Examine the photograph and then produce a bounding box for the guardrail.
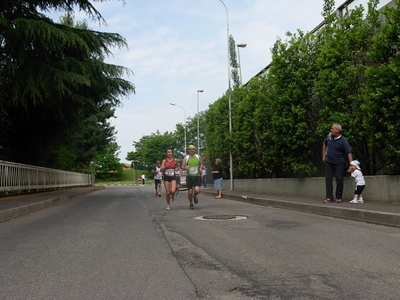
[0,160,93,194]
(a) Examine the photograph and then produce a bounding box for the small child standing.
[348,160,365,204]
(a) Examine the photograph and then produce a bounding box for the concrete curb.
[201,190,400,228]
[0,186,105,223]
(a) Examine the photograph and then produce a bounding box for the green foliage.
[229,35,240,88]
[126,131,178,171]
[173,122,186,155]
[95,170,128,182]
[124,0,400,177]
[205,93,230,178]
[20,0,400,178]
[322,0,337,25]
[255,30,320,177]
[315,0,379,173]
[364,0,400,174]
[92,141,122,173]
[73,103,116,167]
[94,169,153,184]
[230,78,265,178]
[117,0,397,179]
[0,0,135,170]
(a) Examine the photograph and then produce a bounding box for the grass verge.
[95,169,153,185]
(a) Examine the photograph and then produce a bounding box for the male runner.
[181,145,203,209]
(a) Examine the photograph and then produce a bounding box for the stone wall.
[233,176,400,202]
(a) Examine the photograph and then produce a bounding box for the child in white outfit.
[347,160,365,203]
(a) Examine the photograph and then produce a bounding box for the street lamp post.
[236,43,247,86]
[219,0,233,190]
[196,89,204,152]
[169,102,187,152]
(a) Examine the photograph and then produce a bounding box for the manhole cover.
[195,215,248,221]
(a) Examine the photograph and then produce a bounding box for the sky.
[48,0,378,163]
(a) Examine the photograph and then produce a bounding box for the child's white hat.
[350,160,361,170]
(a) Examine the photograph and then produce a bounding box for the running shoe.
[159,193,161,197]
[194,195,198,204]
[190,203,194,210]
[166,205,170,211]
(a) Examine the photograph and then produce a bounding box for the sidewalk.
[1,185,400,228]
[0,186,105,223]
[200,188,400,228]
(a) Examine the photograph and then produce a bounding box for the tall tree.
[0,0,135,168]
[229,34,240,89]
[92,141,122,174]
[126,131,177,170]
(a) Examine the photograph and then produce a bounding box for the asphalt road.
[1,185,400,299]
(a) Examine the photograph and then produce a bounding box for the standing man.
[211,158,223,199]
[152,161,162,197]
[181,145,203,209]
[322,123,353,203]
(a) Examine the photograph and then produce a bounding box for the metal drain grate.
[195,215,248,221]
[203,215,238,220]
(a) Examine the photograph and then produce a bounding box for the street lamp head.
[169,102,176,106]
[197,90,204,93]
[237,43,247,48]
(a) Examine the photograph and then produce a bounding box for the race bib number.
[189,167,198,175]
[165,169,175,176]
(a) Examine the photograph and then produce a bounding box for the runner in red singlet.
[160,147,178,210]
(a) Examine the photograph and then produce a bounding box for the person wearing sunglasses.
[182,145,203,209]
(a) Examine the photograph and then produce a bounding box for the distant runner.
[152,160,162,197]
[173,162,182,203]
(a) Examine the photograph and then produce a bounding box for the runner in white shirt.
[152,161,162,197]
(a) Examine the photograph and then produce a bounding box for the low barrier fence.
[0,160,93,194]
[233,175,400,202]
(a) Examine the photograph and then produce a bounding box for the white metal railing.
[0,160,93,193]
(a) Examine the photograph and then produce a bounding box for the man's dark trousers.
[325,162,345,200]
